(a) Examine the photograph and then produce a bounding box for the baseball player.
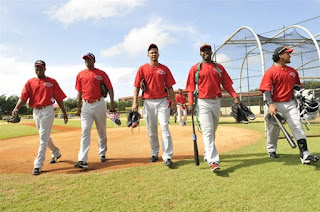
[259,46,319,164]
[12,60,68,175]
[175,88,187,126]
[186,44,241,172]
[74,53,115,169]
[132,44,177,166]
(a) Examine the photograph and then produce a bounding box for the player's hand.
[77,107,81,116]
[234,97,241,104]
[172,103,177,114]
[188,104,194,112]
[12,108,19,116]
[110,101,115,111]
[268,104,278,115]
[132,102,138,112]
[63,114,68,124]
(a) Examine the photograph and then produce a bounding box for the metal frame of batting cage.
[211,25,320,138]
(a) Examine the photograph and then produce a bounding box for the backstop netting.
[213,25,320,137]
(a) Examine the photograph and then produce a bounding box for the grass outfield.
[1,123,320,211]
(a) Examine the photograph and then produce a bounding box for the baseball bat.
[191,109,200,166]
[272,114,297,148]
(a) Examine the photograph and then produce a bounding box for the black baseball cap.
[148,44,158,51]
[274,46,293,57]
[34,60,46,68]
[83,53,95,60]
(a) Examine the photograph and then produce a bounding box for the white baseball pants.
[266,99,306,152]
[197,98,221,164]
[33,105,61,169]
[177,105,187,126]
[144,98,173,160]
[78,98,107,162]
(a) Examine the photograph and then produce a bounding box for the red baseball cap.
[148,44,158,51]
[274,46,293,55]
[200,44,212,51]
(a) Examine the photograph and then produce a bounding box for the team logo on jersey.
[95,76,103,80]
[157,70,166,75]
[290,72,296,77]
[44,82,53,87]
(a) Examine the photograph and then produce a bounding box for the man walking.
[12,60,68,175]
[132,44,177,166]
[175,88,187,126]
[259,46,319,164]
[75,53,115,169]
[186,44,241,172]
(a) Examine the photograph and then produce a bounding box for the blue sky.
[1,0,320,100]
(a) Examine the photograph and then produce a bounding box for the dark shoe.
[49,154,62,164]
[100,156,107,162]
[74,161,88,169]
[183,122,186,126]
[32,168,41,175]
[149,156,158,162]
[210,162,220,172]
[269,152,279,158]
[164,159,173,166]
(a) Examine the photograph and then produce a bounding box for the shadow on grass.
[219,152,320,176]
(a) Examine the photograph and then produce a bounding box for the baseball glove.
[106,110,121,126]
[240,104,256,120]
[231,103,249,124]
[5,111,21,123]
[126,111,141,128]
[100,82,108,98]
[140,79,146,91]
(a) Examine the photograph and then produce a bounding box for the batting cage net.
[213,25,320,137]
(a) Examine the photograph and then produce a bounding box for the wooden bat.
[191,110,200,166]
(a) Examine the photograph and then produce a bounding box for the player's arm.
[108,88,115,111]
[77,92,82,116]
[168,87,177,114]
[132,87,140,112]
[12,98,26,115]
[57,100,68,124]
[264,90,278,115]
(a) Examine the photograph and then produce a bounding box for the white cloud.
[215,53,232,67]
[49,0,144,25]
[0,55,137,100]
[101,17,198,57]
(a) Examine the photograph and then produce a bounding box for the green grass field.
[0,121,319,211]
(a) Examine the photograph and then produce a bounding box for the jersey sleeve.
[259,70,273,92]
[185,65,197,93]
[134,67,143,88]
[165,67,176,88]
[20,81,31,102]
[75,73,82,93]
[53,79,67,102]
[103,72,113,90]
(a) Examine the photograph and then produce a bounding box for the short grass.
[1,122,320,211]
[0,123,40,139]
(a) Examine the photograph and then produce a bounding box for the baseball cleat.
[300,151,319,164]
[164,159,173,166]
[210,162,220,172]
[74,161,88,169]
[49,154,62,164]
[149,156,158,162]
[100,156,107,162]
[32,168,41,175]
[268,152,279,158]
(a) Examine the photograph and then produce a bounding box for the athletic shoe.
[49,154,62,164]
[204,157,207,162]
[164,159,173,166]
[300,151,319,164]
[32,168,41,175]
[74,161,88,169]
[183,122,186,126]
[100,156,107,162]
[268,152,279,158]
[149,156,158,162]
[210,162,220,172]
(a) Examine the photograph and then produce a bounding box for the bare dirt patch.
[0,124,261,174]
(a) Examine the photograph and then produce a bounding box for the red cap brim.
[284,49,293,53]
[83,56,94,60]
[35,64,45,68]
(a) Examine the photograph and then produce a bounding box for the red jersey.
[134,63,176,99]
[185,62,237,104]
[175,94,187,104]
[21,77,66,108]
[259,65,301,102]
[75,68,113,100]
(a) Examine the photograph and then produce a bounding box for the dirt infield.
[0,123,261,174]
